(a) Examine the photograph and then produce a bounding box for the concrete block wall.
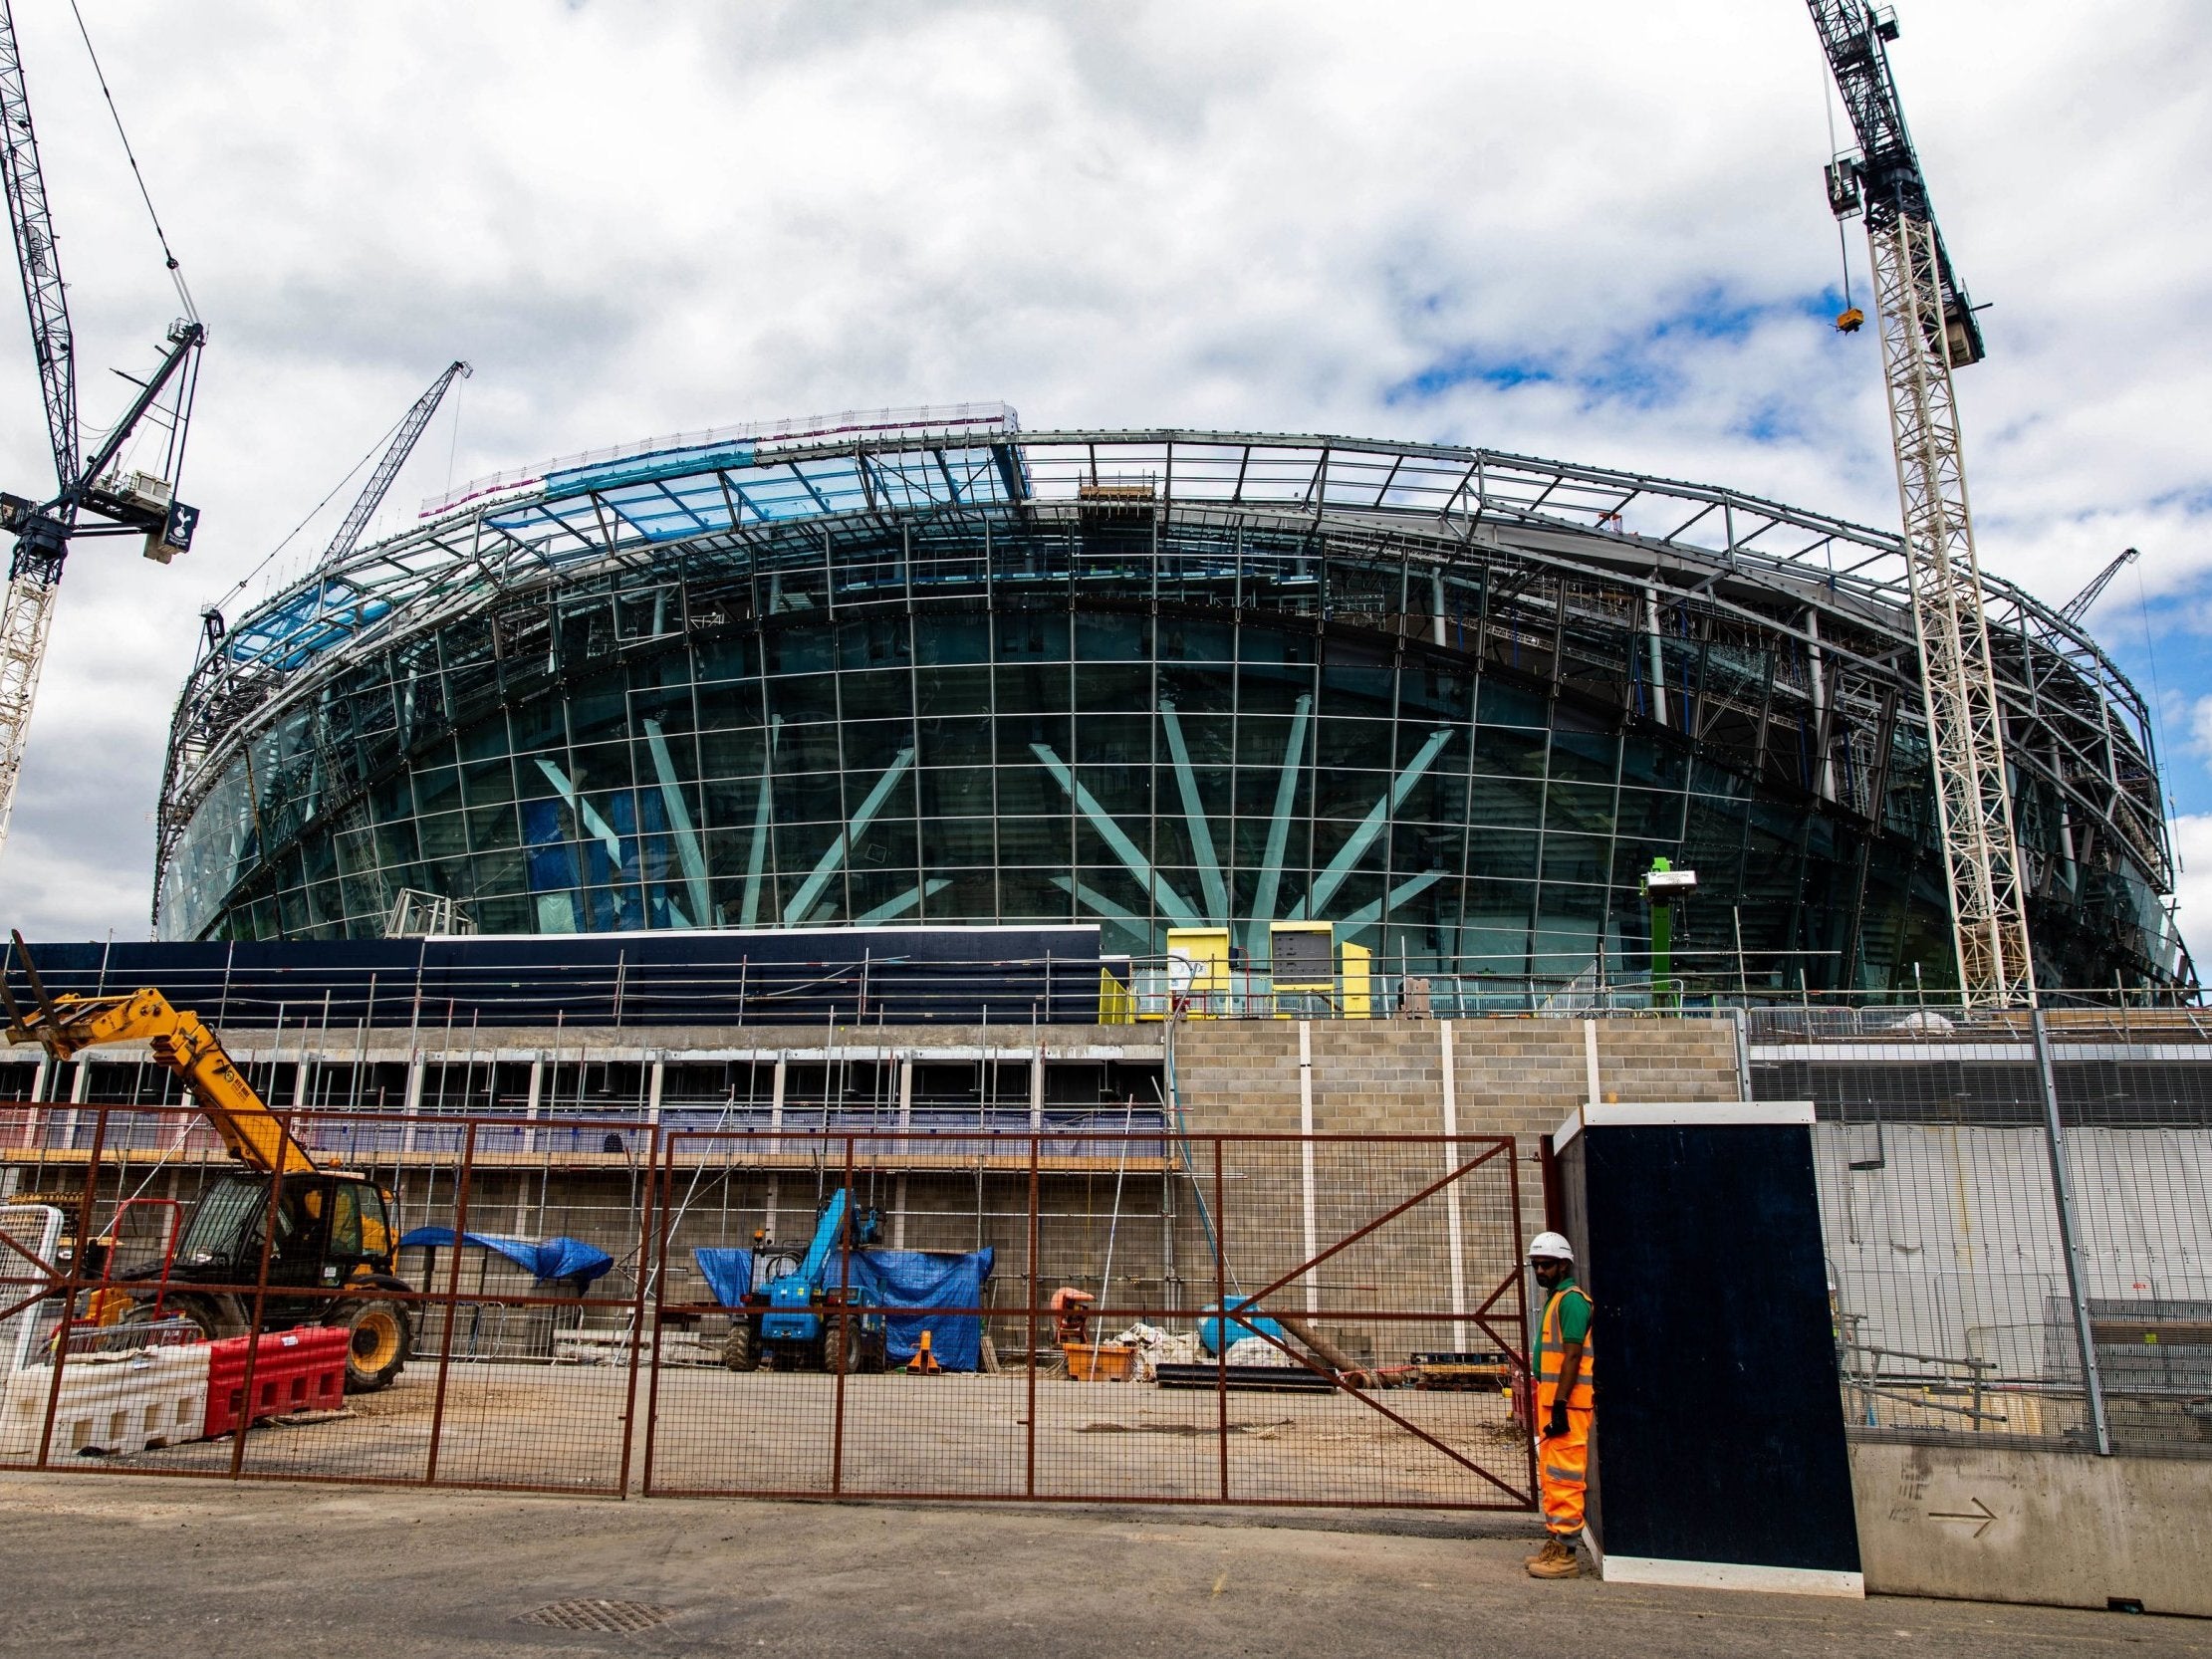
[1170,1015,1744,1241]
[1160,1016,1744,1361]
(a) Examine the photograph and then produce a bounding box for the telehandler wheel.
[722,1318,759,1372]
[330,1297,410,1393]
[823,1319,860,1374]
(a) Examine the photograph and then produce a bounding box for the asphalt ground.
[2,1474,2204,1657]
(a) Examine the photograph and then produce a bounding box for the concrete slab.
[1852,1437,2212,1617]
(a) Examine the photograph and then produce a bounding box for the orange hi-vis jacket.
[1536,1285,1594,1413]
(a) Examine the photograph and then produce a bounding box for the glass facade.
[157,422,2185,999]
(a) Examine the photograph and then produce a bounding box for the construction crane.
[0,0,205,864]
[1811,1,2032,1009]
[317,359,470,569]
[1,933,415,1392]
[2058,547,2140,626]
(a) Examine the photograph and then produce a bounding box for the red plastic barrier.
[203,1326,349,1438]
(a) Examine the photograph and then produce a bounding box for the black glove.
[1546,1404,1570,1439]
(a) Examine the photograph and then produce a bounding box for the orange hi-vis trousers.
[1538,1407,1591,1536]
[1535,1286,1594,1538]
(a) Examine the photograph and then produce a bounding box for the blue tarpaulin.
[693,1246,996,1371]
[399,1228,615,1288]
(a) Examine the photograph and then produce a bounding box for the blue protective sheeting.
[398,1228,614,1287]
[692,1246,995,1371]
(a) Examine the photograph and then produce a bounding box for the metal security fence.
[1758,1006,2212,1458]
[0,1103,656,1493]
[0,1103,1538,1509]
[8,937,2196,1060]
[642,1129,1536,1508]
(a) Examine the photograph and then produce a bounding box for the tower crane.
[155,359,469,933]
[1811,1,2032,1009]
[0,0,204,865]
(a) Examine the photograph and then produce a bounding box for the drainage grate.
[522,1599,678,1635]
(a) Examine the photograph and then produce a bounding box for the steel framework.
[147,414,2176,991]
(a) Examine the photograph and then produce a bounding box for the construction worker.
[1527,1230,1592,1579]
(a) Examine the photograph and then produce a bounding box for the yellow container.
[1063,1341,1132,1382]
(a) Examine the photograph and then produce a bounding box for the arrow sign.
[1928,1496,1996,1539]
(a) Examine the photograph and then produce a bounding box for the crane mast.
[1812,1,2032,1009]
[0,8,73,498]
[0,0,74,863]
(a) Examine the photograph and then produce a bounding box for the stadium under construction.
[149,405,2185,1003]
[9,0,2212,1622]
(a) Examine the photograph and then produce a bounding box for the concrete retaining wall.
[1850,1437,2212,1616]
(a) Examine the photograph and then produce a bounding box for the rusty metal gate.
[642,1129,1537,1509]
[2,1101,1535,1510]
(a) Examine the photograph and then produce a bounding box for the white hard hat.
[1528,1231,1575,1263]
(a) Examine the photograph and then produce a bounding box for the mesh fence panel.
[1,1102,1540,1507]
[644,1130,1535,1508]
[0,1104,653,1492]
[1756,1006,2212,1457]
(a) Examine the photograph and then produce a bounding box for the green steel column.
[1647,855,1674,1011]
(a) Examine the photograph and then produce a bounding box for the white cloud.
[2188,696,2212,767]
[0,0,2209,936]
[2167,815,2212,975]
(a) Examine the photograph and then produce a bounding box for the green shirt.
[1548,1277,1592,1343]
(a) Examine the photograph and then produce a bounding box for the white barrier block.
[0,1343,212,1459]
[0,1204,64,1375]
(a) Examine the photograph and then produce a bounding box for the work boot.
[1525,1535,1582,1579]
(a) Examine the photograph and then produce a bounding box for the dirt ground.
[84,1357,1530,1505]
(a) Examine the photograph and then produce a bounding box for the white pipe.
[1299,1021,1320,1314]
[1441,1019,1467,1350]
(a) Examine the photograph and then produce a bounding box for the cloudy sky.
[1,0,2207,963]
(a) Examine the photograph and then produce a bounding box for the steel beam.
[784,747,914,924]
[1295,727,1453,922]
[1031,743,1198,927]
[1246,694,1313,964]
[641,718,711,927]
[1158,700,1228,924]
